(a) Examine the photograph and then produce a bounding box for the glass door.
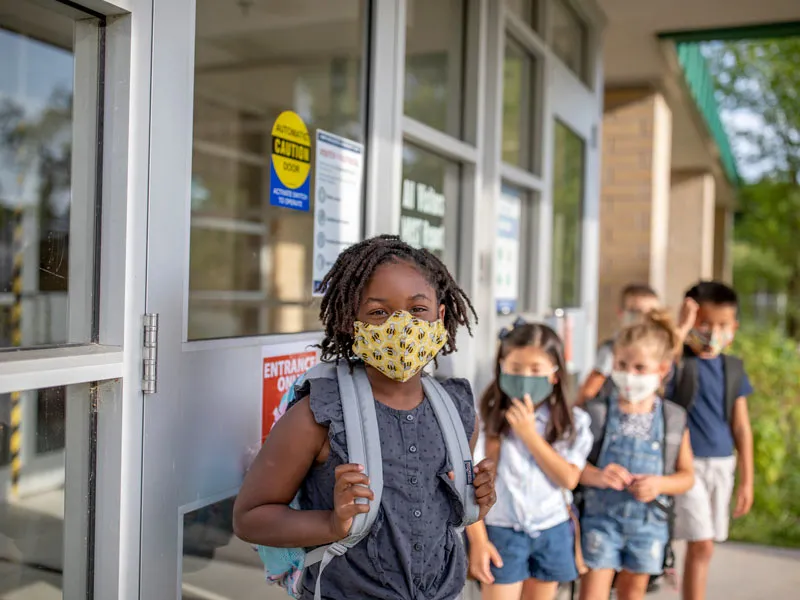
[544,3,601,378]
[141,1,369,597]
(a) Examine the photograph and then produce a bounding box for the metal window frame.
[0,2,144,599]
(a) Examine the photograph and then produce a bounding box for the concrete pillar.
[714,205,734,282]
[598,88,672,341]
[665,170,716,310]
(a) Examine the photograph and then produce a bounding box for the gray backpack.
[256,361,480,600]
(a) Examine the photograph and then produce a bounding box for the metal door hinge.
[142,313,159,394]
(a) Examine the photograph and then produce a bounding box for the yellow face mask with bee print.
[352,311,448,382]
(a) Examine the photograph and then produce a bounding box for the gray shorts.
[674,456,737,542]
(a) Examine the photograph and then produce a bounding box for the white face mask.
[610,370,662,404]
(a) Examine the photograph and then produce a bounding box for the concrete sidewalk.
[542,541,800,600]
[647,541,800,600]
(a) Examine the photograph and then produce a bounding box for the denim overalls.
[580,397,670,575]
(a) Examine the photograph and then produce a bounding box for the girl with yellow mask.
[235,235,497,600]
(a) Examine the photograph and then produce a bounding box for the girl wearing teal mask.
[467,322,593,600]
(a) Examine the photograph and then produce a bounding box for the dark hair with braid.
[317,235,477,362]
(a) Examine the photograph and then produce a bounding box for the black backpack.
[671,345,745,425]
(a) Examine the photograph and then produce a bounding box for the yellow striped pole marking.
[9,208,23,495]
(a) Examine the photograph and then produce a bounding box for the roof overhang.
[599,0,800,201]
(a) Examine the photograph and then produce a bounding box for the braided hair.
[317,235,477,361]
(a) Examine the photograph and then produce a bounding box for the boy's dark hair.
[480,322,575,444]
[317,235,477,362]
[685,280,738,307]
[620,283,658,307]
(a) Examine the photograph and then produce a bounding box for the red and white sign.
[262,344,319,442]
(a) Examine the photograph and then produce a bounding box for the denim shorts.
[486,520,578,584]
[581,513,668,575]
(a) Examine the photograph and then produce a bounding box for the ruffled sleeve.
[291,375,348,463]
[438,377,477,443]
[553,406,594,470]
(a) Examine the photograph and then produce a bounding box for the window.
[502,37,538,172]
[189,0,368,340]
[0,3,102,350]
[506,0,540,31]
[182,496,264,597]
[404,0,467,138]
[496,187,523,314]
[400,144,460,263]
[1,382,101,598]
[550,0,587,81]
[551,121,585,307]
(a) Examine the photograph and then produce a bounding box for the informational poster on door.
[261,344,319,442]
[312,130,364,295]
[270,110,312,212]
[496,191,521,314]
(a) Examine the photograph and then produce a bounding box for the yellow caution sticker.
[270,111,311,211]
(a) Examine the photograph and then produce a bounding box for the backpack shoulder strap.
[584,396,609,466]
[422,375,481,528]
[338,362,384,541]
[670,356,698,411]
[304,362,384,600]
[722,354,744,423]
[661,400,687,476]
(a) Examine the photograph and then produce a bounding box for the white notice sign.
[496,191,521,314]
[313,130,364,295]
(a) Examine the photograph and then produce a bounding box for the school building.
[0,1,798,598]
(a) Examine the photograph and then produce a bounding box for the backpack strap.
[422,375,481,527]
[304,361,384,600]
[722,354,744,423]
[669,356,698,411]
[661,400,687,476]
[584,396,609,466]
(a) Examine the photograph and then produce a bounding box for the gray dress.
[291,371,476,600]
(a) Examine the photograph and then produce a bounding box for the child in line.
[670,282,753,600]
[233,235,497,600]
[467,322,593,600]
[579,310,695,600]
[579,284,661,403]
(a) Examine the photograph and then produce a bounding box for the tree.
[705,39,800,337]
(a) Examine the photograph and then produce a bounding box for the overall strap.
[422,375,481,527]
[305,361,384,600]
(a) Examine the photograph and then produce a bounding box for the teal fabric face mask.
[498,373,554,405]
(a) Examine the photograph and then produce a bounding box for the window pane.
[404,0,466,138]
[497,186,524,314]
[190,0,367,340]
[506,0,540,31]
[1,382,97,598]
[550,0,586,80]
[502,37,537,171]
[0,4,101,350]
[551,121,584,307]
[400,144,460,264]
[182,497,270,599]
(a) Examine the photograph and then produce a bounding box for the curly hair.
[316,235,477,361]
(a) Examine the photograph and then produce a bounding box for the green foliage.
[728,330,800,547]
[705,39,800,336]
[705,39,800,179]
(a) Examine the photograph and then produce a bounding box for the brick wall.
[598,88,672,342]
[665,171,715,311]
